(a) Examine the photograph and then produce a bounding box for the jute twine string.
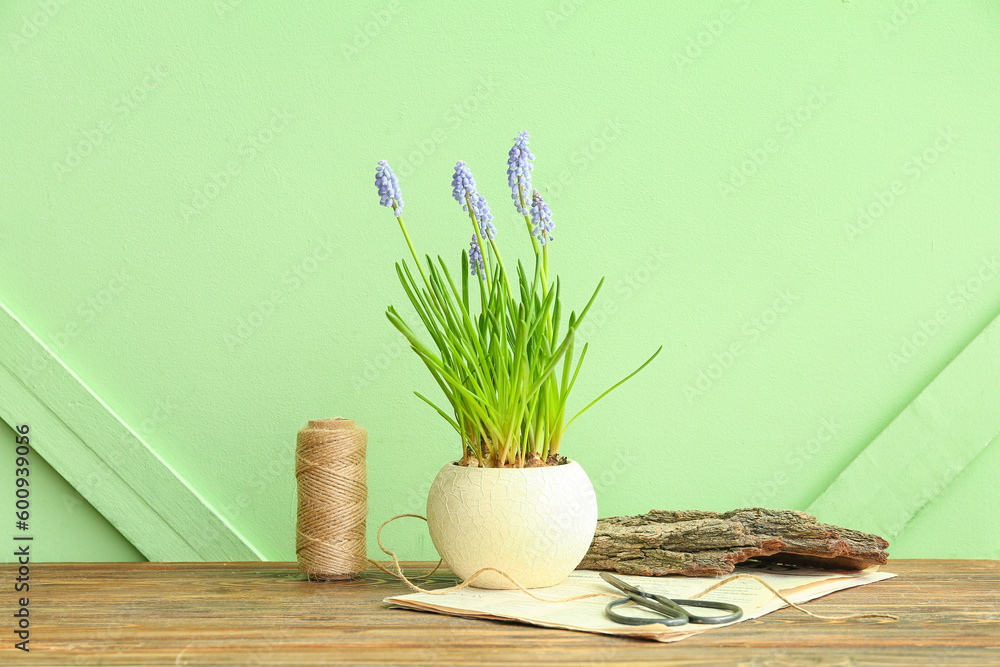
[296,418,367,580]
[370,514,898,622]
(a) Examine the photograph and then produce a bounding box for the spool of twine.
[296,418,367,580]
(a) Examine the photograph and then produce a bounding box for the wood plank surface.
[0,301,262,561]
[1,560,997,666]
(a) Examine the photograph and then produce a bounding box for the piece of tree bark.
[578,508,889,577]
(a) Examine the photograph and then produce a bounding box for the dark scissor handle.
[599,572,743,627]
[667,598,743,625]
[606,594,688,626]
[605,593,743,626]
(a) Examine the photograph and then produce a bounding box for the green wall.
[1,0,998,562]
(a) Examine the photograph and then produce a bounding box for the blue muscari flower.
[530,189,554,245]
[473,193,494,238]
[507,131,534,214]
[375,160,403,216]
[451,160,475,205]
[468,234,485,278]
[451,161,495,240]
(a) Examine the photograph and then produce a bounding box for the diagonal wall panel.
[807,310,1000,541]
[1,296,996,560]
[0,301,262,561]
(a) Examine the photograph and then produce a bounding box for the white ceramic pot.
[426,459,598,589]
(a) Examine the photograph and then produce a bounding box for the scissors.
[599,572,743,627]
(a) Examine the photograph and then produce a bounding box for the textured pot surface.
[426,460,598,589]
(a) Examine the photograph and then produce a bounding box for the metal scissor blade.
[599,572,646,597]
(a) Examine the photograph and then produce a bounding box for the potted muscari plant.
[375,132,660,588]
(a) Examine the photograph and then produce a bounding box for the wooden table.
[3,559,998,665]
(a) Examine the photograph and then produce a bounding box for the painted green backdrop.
[1,0,998,563]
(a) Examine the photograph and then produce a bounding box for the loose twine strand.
[296,419,368,580]
[369,514,898,622]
